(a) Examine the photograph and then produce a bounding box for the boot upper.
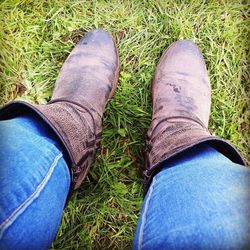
[52,29,119,115]
[145,40,245,190]
[0,29,119,191]
[151,40,211,128]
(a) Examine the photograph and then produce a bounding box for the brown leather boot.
[0,29,119,191]
[145,40,245,190]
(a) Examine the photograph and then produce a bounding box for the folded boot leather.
[0,29,119,191]
[145,40,246,191]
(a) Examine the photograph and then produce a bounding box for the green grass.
[0,0,249,249]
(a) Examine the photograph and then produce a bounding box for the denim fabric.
[133,144,250,249]
[0,114,70,249]
[1,116,249,250]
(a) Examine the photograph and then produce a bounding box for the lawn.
[0,0,249,249]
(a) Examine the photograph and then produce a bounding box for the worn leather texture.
[145,40,246,190]
[0,29,119,190]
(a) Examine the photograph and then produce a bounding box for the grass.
[0,0,249,249]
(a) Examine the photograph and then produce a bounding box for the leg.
[133,144,250,249]
[0,29,119,192]
[0,114,70,249]
[141,39,248,249]
[0,29,119,249]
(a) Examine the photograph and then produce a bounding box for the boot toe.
[166,39,204,62]
[157,39,208,80]
[79,29,115,48]
[171,39,200,53]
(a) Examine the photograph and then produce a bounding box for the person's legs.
[0,29,119,249]
[0,114,71,249]
[133,144,250,249]
[140,39,248,249]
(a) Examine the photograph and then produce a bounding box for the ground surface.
[0,0,249,249]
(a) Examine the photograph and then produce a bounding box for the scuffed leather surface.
[145,40,245,190]
[0,29,119,190]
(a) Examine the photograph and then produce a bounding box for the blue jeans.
[0,115,249,249]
